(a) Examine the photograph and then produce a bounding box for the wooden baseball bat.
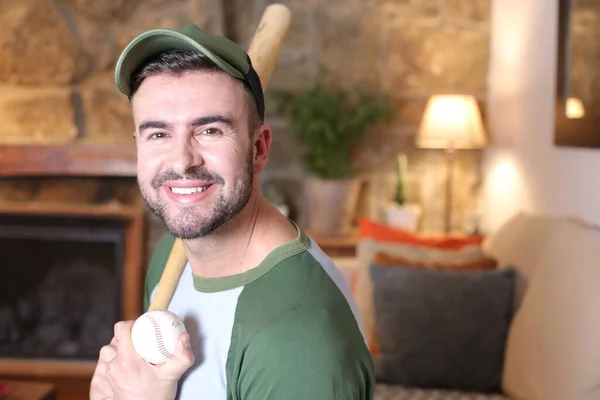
[147,4,292,312]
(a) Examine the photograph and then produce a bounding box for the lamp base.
[443,148,456,234]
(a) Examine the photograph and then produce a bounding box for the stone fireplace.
[0,213,122,360]
[0,177,146,378]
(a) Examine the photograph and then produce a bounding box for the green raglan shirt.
[144,229,374,400]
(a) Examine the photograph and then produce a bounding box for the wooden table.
[307,231,360,257]
[0,380,56,400]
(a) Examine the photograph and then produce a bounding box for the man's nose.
[170,136,204,175]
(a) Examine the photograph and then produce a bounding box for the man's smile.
[170,185,211,194]
[162,181,217,204]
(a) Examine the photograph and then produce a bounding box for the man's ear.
[252,125,272,174]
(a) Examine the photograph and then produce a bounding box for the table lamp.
[416,94,487,233]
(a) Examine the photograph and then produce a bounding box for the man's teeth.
[170,186,209,194]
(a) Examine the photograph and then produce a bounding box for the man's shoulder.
[236,248,365,346]
[240,247,344,309]
[236,304,375,399]
[252,304,367,353]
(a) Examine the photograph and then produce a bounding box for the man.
[90,23,374,400]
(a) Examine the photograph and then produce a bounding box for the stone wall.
[0,0,220,146]
[250,0,491,233]
[0,0,221,261]
[0,0,491,235]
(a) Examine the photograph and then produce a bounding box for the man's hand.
[90,336,118,400]
[90,320,194,400]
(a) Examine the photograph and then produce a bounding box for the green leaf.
[273,72,394,180]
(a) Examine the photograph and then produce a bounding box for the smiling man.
[89,24,374,400]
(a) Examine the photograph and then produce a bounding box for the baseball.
[131,310,187,365]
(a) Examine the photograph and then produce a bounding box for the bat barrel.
[247,3,292,90]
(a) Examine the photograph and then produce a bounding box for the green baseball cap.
[114,23,265,121]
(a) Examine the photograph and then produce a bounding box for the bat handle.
[147,238,188,311]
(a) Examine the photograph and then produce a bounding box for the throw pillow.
[353,238,494,355]
[359,218,485,250]
[370,264,514,393]
[373,251,497,271]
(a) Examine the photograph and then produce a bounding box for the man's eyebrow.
[138,120,170,133]
[191,116,234,128]
[137,116,235,134]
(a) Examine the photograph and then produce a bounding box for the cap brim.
[115,28,245,97]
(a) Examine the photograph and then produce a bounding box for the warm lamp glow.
[416,95,487,150]
[566,97,585,119]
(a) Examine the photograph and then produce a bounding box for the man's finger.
[158,332,195,377]
[113,321,134,340]
[175,332,194,365]
[113,320,136,357]
[90,354,115,400]
[89,378,114,400]
[98,343,117,363]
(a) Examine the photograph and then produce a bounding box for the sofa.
[350,212,600,400]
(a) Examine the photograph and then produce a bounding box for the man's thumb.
[173,332,195,367]
[159,331,195,378]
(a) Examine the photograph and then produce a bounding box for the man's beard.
[139,147,254,240]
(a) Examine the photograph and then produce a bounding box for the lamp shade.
[416,95,487,150]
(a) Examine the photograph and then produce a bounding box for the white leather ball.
[131,310,187,365]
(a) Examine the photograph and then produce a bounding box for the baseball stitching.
[147,314,173,361]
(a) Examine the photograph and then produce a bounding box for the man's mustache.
[152,169,225,188]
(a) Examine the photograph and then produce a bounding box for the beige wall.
[482,0,600,232]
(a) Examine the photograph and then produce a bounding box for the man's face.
[132,71,256,239]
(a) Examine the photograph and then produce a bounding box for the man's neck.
[181,193,297,279]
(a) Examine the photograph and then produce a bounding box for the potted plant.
[274,77,392,235]
[384,152,422,231]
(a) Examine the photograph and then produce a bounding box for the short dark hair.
[129,50,262,132]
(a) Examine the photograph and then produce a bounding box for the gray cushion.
[374,384,512,400]
[370,265,514,393]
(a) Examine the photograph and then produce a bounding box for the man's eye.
[148,132,168,139]
[202,128,221,136]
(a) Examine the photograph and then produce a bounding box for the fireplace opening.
[0,213,125,361]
